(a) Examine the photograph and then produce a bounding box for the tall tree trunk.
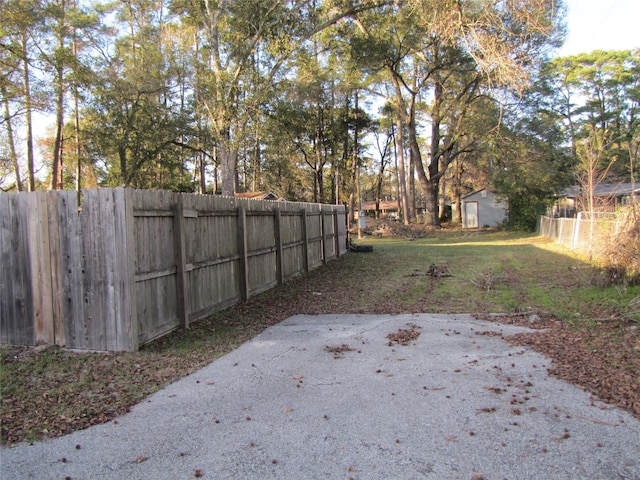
[21,31,36,191]
[74,76,81,193]
[51,2,66,190]
[438,176,447,221]
[409,145,416,220]
[414,79,444,226]
[2,86,24,191]
[119,145,128,186]
[403,98,423,224]
[71,0,83,194]
[353,91,363,237]
[219,142,236,196]
[395,116,409,225]
[392,126,401,219]
[452,157,464,224]
[388,70,410,225]
[52,69,65,190]
[253,128,260,191]
[344,96,355,225]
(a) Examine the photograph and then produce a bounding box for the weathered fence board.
[1,188,347,351]
[0,193,34,345]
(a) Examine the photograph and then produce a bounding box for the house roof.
[558,183,640,198]
[234,191,281,201]
[361,200,399,211]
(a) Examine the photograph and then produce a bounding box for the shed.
[461,189,507,228]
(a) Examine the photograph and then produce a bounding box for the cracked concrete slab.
[2,314,639,479]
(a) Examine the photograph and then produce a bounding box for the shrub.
[594,206,640,285]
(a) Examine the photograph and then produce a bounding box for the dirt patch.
[476,313,640,418]
[324,344,356,359]
[407,264,453,277]
[387,323,422,346]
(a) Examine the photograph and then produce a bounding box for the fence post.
[301,208,309,273]
[273,207,284,284]
[237,206,249,300]
[173,195,190,329]
[572,213,581,250]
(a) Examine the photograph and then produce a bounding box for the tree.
[446,96,502,224]
[1,0,48,191]
[172,0,389,197]
[492,91,573,230]
[348,0,565,225]
[82,0,196,189]
[544,50,640,187]
[370,117,394,218]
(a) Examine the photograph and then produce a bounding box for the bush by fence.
[538,211,639,284]
[0,188,348,352]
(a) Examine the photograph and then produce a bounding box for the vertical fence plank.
[333,210,340,258]
[80,188,106,350]
[0,193,29,344]
[12,193,34,345]
[46,191,64,346]
[0,193,11,344]
[101,188,118,351]
[173,195,189,329]
[321,208,329,264]
[237,206,249,300]
[57,190,83,349]
[301,208,309,273]
[274,207,284,285]
[35,192,55,345]
[123,188,139,350]
[27,192,49,345]
[113,188,138,351]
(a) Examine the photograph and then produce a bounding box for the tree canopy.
[2,0,637,228]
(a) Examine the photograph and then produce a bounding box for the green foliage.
[5,0,632,220]
[543,49,640,184]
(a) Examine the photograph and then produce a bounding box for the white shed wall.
[461,190,507,228]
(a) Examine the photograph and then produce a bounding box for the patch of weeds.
[469,266,506,291]
[493,288,521,313]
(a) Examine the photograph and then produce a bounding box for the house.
[234,191,282,201]
[361,200,400,219]
[461,189,507,228]
[551,183,640,218]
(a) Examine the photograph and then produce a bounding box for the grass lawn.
[2,229,638,445]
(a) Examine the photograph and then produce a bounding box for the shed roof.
[461,188,496,200]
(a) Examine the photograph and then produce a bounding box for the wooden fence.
[0,188,348,351]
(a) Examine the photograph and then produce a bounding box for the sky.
[558,0,640,56]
